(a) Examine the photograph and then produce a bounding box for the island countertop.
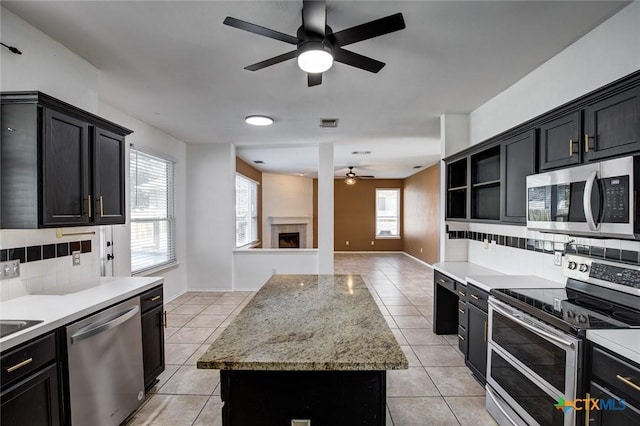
[197,274,408,371]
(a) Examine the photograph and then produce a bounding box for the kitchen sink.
[0,319,43,338]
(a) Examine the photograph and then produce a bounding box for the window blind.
[130,148,176,274]
[376,188,400,237]
[236,174,258,247]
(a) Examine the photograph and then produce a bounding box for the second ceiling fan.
[224,0,406,87]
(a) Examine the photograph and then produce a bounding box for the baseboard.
[401,252,435,268]
[334,251,404,254]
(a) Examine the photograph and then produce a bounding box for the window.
[236,174,258,247]
[376,188,400,237]
[130,148,176,274]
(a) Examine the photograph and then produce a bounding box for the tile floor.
[126,253,497,425]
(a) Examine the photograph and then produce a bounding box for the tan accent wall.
[235,158,262,246]
[334,179,404,252]
[402,163,440,264]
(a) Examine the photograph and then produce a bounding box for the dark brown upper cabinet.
[584,86,640,162]
[92,127,126,225]
[501,130,535,223]
[0,92,132,229]
[538,111,582,171]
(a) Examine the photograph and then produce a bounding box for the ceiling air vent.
[253,160,265,164]
[412,165,423,169]
[320,118,339,128]
[352,151,371,155]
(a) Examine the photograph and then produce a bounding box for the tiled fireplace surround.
[270,224,308,249]
[445,222,640,283]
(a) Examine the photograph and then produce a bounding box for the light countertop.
[433,262,503,284]
[587,329,640,365]
[197,274,408,371]
[466,275,565,293]
[0,276,163,351]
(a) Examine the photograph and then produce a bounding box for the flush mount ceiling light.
[297,41,333,74]
[245,115,273,126]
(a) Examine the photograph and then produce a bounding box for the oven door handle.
[584,170,599,231]
[486,386,520,426]
[489,299,575,350]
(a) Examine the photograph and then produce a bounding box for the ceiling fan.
[223,0,406,87]
[343,166,374,185]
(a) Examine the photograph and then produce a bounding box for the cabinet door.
[538,111,582,171]
[142,305,165,390]
[585,86,640,162]
[589,381,640,426]
[42,109,90,226]
[93,127,126,224]
[0,363,61,426]
[465,303,488,384]
[501,130,535,223]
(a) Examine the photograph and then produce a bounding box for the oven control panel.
[564,255,640,291]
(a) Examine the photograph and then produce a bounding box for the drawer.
[458,300,467,326]
[458,325,467,355]
[1,332,56,389]
[467,284,488,312]
[140,285,164,312]
[434,271,457,294]
[592,346,640,407]
[456,285,467,300]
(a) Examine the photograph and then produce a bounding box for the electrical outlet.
[420,248,423,253]
[491,240,497,252]
[483,239,489,250]
[0,260,20,280]
[371,241,375,246]
[72,251,81,266]
[554,251,563,266]
[346,241,349,246]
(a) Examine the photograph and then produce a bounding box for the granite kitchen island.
[197,274,408,425]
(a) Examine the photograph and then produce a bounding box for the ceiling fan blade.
[332,48,385,73]
[308,72,323,87]
[302,0,327,36]
[328,13,406,47]
[223,17,299,45]
[244,51,297,71]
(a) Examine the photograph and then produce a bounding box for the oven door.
[487,298,581,426]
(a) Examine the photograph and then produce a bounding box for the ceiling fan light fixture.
[297,42,333,74]
[245,115,273,126]
[345,177,357,185]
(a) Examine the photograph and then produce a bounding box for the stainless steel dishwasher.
[66,296,145,426]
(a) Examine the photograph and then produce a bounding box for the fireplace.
[278,232,300,249]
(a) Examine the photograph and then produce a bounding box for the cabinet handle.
[163,310,167,328]
[457,334,465,341]
[616,374,640,392]
[439,278,446,284]
[569,138,574,156]
[150,295,161,302]
[99,195,104,217]
[458,308,465,314]
[585,392,591,425]
[585,133,593,153]
[458,291,466,297]
[87,194,92,217]
[6,357,33,373]
[471,294,480,300]
[484,320,488,342]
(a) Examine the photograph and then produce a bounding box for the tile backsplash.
[445,221,640,283]
[0,228,101,301]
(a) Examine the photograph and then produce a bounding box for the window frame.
[375,188,401,239]
[235,173,259,248]
[129,147,177,276]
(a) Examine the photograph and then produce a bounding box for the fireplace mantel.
[268,216,312,225]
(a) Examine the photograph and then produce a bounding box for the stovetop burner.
[571,297,613,311]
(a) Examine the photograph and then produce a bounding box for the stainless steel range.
[486,254,640,426]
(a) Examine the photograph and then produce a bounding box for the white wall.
[98,102,188,301]
[232,249,319,291]
[186,143,236,291]
[458,1,640,278]
[470,1,640,145]
[0,7,98,112]
[261,173,314,248]
[0,7,189,301]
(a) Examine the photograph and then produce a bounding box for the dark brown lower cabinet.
[142,304,165,390]
[588,381,640,425]
[465,303,488,384]
[0,363,61,426]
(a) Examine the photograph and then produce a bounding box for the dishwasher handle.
[70,305,139,344]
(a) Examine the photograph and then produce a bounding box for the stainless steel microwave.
[526,156,639,239]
